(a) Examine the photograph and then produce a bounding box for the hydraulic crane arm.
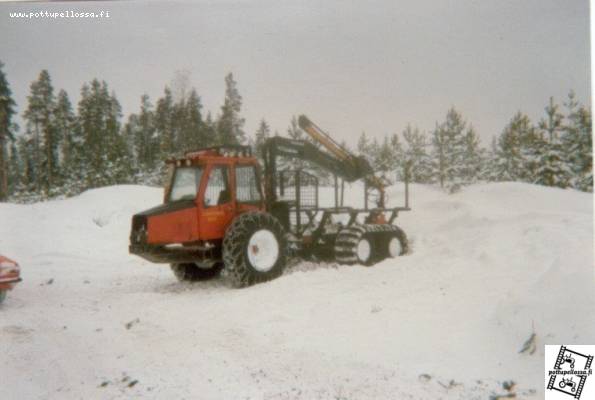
[297,115,387,207]
[263,136,371,183]
[263,116,389,208]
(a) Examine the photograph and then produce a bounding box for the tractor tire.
[0,290,6,304]
[222,212,287,288]
[171,263,223,282]
[383,226,408,258]
[334,225,375,266]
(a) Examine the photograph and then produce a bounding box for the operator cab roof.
[166,145,254,166]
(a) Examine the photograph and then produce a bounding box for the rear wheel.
[0,290,6,304]
[385,226,408,258]
[222,212,287,287]
[171,263,223,282]
[335,225,375,266]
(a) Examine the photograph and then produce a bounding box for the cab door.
[234,163,264,213]
[198,164,235,240]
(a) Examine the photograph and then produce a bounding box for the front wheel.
[222,212,287,287]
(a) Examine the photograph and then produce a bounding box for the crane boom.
[297,115,386,207]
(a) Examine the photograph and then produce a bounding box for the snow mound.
[0,182,592,399]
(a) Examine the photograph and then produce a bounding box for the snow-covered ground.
[0,182,593,399]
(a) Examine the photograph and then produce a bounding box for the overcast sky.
[0,0,590,147]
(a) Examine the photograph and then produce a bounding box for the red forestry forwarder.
[129,116,410,287]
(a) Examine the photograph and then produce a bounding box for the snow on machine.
[0,255,21,304]
[129,115,411,287]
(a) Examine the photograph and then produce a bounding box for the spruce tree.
[54,89,77,189]
[562,91,592,191]
[374,136,396,180]
[389,133,404,180]
[180,89,204,151]
[0,61,17,200]
[217,73,245,145]
[402,125,432,183]
[155,87,175,158]
[535,97,572,188]
[254,118,270,162]
[203,112,217,147]
[492,112,538,182]
[461,125,483,183]
[130,94,157,170]
[78,80,130,187]
[431,108,469,190]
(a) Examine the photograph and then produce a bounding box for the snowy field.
[0,182,593,399]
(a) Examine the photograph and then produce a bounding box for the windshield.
[169,166,203,202]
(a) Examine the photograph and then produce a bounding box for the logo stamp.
[546,345,594,399]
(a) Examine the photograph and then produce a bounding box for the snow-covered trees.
[561,92,592,191]
[431,108,482,190]
[2,64,592,202]
[254,118,271,162]
[76,79,131,188]
[533,97,572,188]
[490,112,538,182]
[401,125,432,183]
[23,70,58,195]
[0,61,16,201]
[218,73,246,145]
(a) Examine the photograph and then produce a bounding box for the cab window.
[204,166,231,207]
[236,165,261,203]
[169,167,203,202]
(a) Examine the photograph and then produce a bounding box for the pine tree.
[535,97,572,188]
[217,73,245,145]
[401,125,432,183]
[431,108,471,190]
[562,91,592,191]
[374,136,396,180]
[155,87,175,158]
[491,112,538,182]
[0,61,17,200]
[357,132,379,174]
[23,70,58,195]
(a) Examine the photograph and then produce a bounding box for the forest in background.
[0,61,591,203]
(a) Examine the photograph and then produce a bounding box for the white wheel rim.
[247,229,279,272]
[356,239,371,262]
[388,237,402,257]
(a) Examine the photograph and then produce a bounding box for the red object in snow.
[0,255,21,304]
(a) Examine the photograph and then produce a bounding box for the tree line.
[357,93,592,193]
[0,62,592,203]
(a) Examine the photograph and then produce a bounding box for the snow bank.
[0,182,592,399]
